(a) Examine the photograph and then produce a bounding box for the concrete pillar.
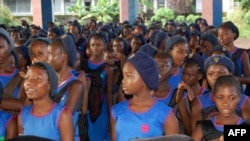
[119,0,138,24]
[32,0,52,30]
[202,0,222,27]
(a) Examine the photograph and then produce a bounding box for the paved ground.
[235,38,250,49]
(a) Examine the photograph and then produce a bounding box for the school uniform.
[197,91,248,119]
[198,116,246,141]
[21,104,64,141]
[57,75,80,141]
[168,67,182,89]
[0,110,13,140]
[152,86,175,106]
[112,100,173,141]
[86,60,110,141]
[0,69,20,98]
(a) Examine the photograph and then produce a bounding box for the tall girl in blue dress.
[85,32,114,141]
[111,52,179,141]
[18,62,74,141]
[218,21,250,95]
[47,34,83,141]
[192,75,249,141]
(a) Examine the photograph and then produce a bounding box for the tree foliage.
[0,6,19,26]
[186,14,200,24]
[68,0,119,24]
[150,8,175,24]
[175,15,186,23]
[68,0,88,18]
[241,0,250,11]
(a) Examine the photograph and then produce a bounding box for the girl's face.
[104,51,116,65]
[5,54,15,73]
[158,38,167,52]
[122,28,131,37]
[218,26,235,46]
[154,56,173,82]
[74,51,81,70]
[213,85,240,117]
[113,40,124,54]
[47,31,58,41]
[31,28,38,36]
[89,37,106,58]
[199,23,207,33]
[189,35,199,50]
[10,31,20,42]
[169,43,188,67]
[0,37,10,64]
[166,25,175,33]
[24,66,50,100]
[200,40,214,56]
[69,25,79,35]
[182,63,202,87]
[122,62,145,95]
[47,43,65,72]
[130,37,142,53]
[206,64,230,89]
[16,49,26,70]
[29,42,48,63]
[134,26,144,35]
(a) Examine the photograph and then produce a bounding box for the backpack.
[198,120,223,141]
[81,59,107,123]
[231,48,244,76]
[51,79,89,140]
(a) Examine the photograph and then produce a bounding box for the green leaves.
[186,14,200,24]
[68,0,119,24]
[150,8,175,25]
[0,6,19,26]
[241,0,250,11]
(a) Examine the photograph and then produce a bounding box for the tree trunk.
[168,0,191,15]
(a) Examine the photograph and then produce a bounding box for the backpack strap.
[168,88,178,108]
[232,48,244,61]
[52,79,78,103]
[231,49,244,75]
[3,72,23,98]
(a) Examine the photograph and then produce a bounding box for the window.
[4,0,31,14]
[53,0,62,13]
[158,0,165,8]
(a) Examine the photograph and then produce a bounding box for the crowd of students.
[0,16,249,141]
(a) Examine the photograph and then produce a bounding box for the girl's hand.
[177,81,195,102]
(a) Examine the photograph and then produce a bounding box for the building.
[0,0,238,23]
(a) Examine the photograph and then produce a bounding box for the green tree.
[0,6,19,26]
[175,15,186,23]
[69,0,119,23]
[186,14,200,24]
[150,8,175,25]
[138,0,154,19]
[241,0,250,11]
[68,0,89,19]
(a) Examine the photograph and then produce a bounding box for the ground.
[235,38,250,49]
